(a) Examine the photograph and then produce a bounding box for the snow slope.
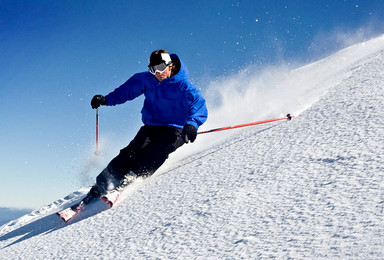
[1,35,384,259]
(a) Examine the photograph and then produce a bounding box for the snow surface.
[1,35,384,259]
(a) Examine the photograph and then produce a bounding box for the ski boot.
[101,172,136,207]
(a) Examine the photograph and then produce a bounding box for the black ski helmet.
[149,49,172,67]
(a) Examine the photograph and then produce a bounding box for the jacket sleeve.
[185,87,208,130]
[105,72,149,106]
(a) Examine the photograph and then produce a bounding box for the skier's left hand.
[182,124,197,143]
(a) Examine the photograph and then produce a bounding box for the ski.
[101,174,135,207]
[57,192,119,223]
[56,191,119,222]
[57,175,135,222]
[56,202,83,223]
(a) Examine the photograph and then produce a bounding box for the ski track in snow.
[1,36,384,259]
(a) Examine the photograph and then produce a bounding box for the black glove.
[182,124,197,143]
[91,95,107,109]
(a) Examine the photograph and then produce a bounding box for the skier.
[83,49,208,205]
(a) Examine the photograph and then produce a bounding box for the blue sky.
[1,0,384,209]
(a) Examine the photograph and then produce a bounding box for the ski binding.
[101,190,120,207]
[56,205,82,223]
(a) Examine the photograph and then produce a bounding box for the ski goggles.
[148,62,170,75]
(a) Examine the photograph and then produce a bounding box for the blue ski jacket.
[105,54,208,130]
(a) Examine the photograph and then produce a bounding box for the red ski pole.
[95,108,100,155]
[198,114,293,135]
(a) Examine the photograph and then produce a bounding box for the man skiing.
[82,49,208,206]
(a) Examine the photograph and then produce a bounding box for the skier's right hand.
[182,124,197,143]
[91,95,107,109]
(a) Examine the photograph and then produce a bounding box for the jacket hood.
[169,54,189,83]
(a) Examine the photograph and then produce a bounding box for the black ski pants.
[108,125,185,179]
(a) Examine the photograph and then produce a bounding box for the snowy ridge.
[1,36,384,259]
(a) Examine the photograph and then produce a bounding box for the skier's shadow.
[0,200,108,249]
